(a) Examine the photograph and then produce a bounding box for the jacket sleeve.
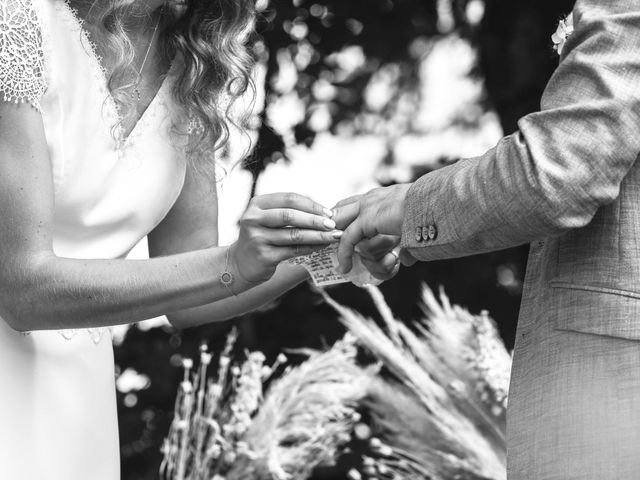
[401,0,640,261]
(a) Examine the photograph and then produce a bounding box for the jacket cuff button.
[427,224,438,241]
[422,226,430,242]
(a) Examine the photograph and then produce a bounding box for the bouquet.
[161,285,511,480]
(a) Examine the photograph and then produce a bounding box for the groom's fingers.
[357,235,400,260]
[332,200,360,230]
[399,249,418,267]
[361,251,401,281]
[338,218,366,273]
[332,194,362,210]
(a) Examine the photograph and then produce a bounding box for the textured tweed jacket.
[401,0,640,341]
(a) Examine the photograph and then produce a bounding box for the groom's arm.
[402,0,640,261]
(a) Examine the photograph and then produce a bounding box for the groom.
[335,1,640,478]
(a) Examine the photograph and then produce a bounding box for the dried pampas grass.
[162,284,511,480]
[322,285,509,480]
[161,332,372,480]
[227,337,373,480]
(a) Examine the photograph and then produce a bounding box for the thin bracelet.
[220,246,236,297]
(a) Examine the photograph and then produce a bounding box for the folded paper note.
[288,244,382,287]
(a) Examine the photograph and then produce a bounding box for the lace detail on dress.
[0,0,46,110]
[54,1,123,137]
[58,327,111,344]
[21,327,112,344]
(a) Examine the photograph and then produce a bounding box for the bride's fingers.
[257,209,337,230]
[264,228,343,246]
[254,192,332,218]
[273,244,329,262]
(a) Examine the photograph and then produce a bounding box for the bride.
[0,0,398,478]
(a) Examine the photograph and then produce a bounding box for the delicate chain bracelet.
[220,246,236,297]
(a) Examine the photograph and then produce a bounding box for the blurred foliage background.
[117,0,575,478]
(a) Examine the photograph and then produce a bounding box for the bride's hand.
[230,193,342,283]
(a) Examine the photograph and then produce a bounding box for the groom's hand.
[357,235,401,281]
[333,184,412,274]
[332,196,402,280]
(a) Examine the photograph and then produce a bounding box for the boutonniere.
[551,14,574,55]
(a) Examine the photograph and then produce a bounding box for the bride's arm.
[0,104,335,331]
[148,159,310,327]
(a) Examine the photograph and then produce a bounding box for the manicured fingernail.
[332,230,344,239]
[324,208,334,218]
[323,218,337,230]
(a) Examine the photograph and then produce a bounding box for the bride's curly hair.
[87,0,257,167]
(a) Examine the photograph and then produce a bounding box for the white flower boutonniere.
[552,14,574,55]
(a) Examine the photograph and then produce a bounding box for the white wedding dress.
[0,0,187,478]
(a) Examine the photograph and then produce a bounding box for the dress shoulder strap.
[0,0,47,111]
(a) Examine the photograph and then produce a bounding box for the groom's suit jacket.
[401,0,640,342]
